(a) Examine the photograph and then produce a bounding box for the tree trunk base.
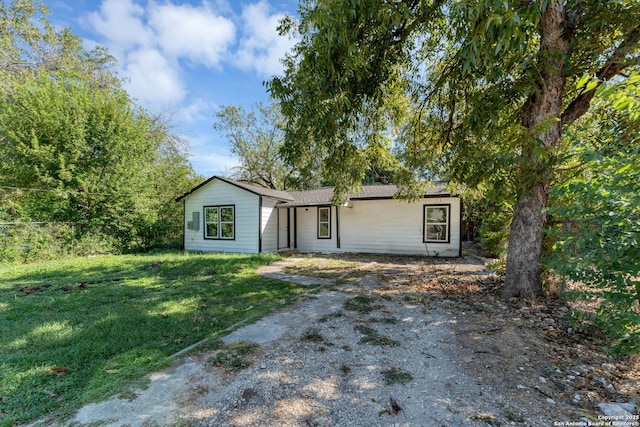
[502,182,549,300]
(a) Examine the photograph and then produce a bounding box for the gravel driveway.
[66,254,627,426]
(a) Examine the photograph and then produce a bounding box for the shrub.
[547,145,639,356]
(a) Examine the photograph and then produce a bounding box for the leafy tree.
[454,184,512,255]
[362,163,395,185]
[547,73,640,355]
[0,0,117,87]
[213,103,301,190]
[269,0,640,299]
[214,102,405,190]
[2,71,150,251]
[147,113,203,238]
[0,0,199,260]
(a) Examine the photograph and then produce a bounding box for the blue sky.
[46,0,300,177]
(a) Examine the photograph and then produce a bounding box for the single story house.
[175,176,461,257]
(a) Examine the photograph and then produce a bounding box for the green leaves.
[268,0,429,195]
[546,77,640,355]
[0,1,199,261]
[271,0,639,191]
[213,102,313,190]
[269,0,640,300]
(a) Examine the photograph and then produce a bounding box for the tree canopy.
[269,0,640,299]
[213,102,400,190]
[0,0,200,261]
[213,103,307,190]
[546,71,640,355]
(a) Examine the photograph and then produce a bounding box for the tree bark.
[503,180,549,299]
[502,0,567,300]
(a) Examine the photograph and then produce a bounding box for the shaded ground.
[56,250,638,426]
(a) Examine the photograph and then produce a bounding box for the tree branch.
[561,25,640,126]
[552,160,589,173]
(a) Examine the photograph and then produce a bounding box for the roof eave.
[175,175,219,202]
[175,175,295,203]
[276,191,452,207]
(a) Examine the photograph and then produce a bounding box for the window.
[318,206,331,239]
[204,205,235,239]
[424,205,450,243]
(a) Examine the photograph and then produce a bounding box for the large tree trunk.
[502,4,638,300]
[502,0,567,300]
[503,180,549,299]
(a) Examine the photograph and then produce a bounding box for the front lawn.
[0,251,306,426]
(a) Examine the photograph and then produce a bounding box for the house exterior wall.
[183,179,259,253]
[277,208,291,250]
[291,197,461,256]
[260,198,279,253]
[295,206,338,253]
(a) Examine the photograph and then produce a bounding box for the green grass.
[354,325,401,347]
[0,251,308,426]
[380,367,413,385]
[300,328,325,342]
[343,295,381,314]
[318,310,344,323]
[207,341,261,372]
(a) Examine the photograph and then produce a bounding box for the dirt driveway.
[68,253,639,427]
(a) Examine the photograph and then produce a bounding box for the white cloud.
[76,0,300,177]
[148,2,235,69]
[86,0,236,107]
[87,0,153,55]
[177,99,217,124]
[235,1,298,77]
[123,48,185,104]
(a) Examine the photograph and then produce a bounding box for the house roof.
[278,182,449,207]
[176,176,449,205]
[174,176,295,202]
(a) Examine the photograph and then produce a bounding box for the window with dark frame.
[204,205,235,239]
[318,206,331,239]
[424,205,450,243]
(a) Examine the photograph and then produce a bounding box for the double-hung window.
[204,205,235,239]
[318,206,331,239]
[424,205,450,243]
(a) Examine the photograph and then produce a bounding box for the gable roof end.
[175,176,295,202]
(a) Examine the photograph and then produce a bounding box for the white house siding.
[260,198,279,253]
[294,206,338,253]
[340,198,460,256]
[293,198,461,257]
[183,179,259,254]
[277,208,290,250]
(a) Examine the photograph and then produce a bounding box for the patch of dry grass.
[283,258,362,279]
